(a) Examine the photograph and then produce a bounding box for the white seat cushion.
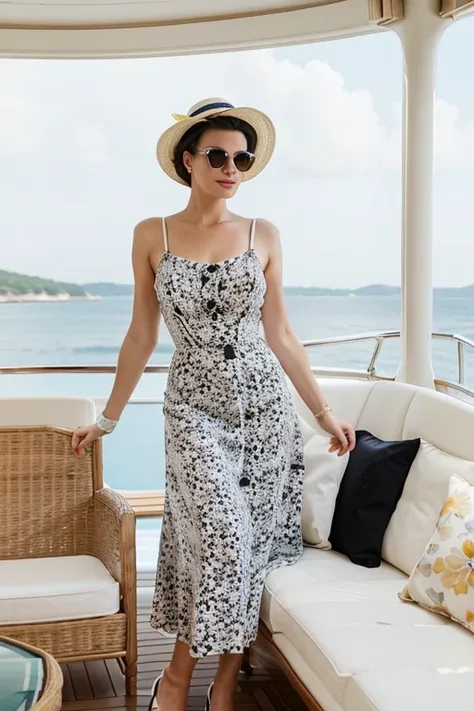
[403,387,474,461]
[355,380,418,441]
[272,633,344,711]
[262,548,407,634]
[263,548,474,709]
[0,555,120,624]
[345,668,474,711]
[0,397,96,429]
[262,548,408,707]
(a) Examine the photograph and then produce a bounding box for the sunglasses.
[195,147,256,173]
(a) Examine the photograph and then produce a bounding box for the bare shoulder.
[133,217,165,267]
[255,218,280,245]
[134,217,163,242]
[254,219,281,270]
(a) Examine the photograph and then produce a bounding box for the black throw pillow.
[329,430,420,568]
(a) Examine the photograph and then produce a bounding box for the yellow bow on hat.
[172,113,188,122]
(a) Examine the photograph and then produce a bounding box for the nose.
[223,155,237,176]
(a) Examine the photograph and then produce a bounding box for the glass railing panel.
[432,336,460,386]
[464,347,474,392]
[102,401,165,492]
[136,516,162,576]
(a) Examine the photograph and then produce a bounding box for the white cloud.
[435,98,474,169]
[0,94,51,154]
[225,52,398,174]
[1,50,400,172]
[1,49,472,173]
[0,61,109,163]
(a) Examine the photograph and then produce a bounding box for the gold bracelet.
[314,405,331,420]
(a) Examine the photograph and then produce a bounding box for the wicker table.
[0,636,63,711]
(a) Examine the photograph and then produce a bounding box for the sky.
[1,17,474,289]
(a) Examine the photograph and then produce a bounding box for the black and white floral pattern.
[150,222,304,657]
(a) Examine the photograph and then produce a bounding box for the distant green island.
[0,269,97,303]
[2,270,474,302]
[285,283,474,297]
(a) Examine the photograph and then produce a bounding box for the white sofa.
[261,379,474,711]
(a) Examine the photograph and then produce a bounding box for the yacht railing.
[2,330,473,515]
[1,330,473,398]
[303,329,400,379]
[303,330,474,401]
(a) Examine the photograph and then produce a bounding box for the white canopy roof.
[0,1,471,59]
[1,0,347,27]
[0,0,392,58]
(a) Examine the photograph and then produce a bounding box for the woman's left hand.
[318,412,356,457]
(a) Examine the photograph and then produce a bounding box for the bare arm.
[260,220,355,455]
[102,220,161,421]
[72,220,162,455]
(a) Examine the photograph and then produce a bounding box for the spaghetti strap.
[162,217,169,253]
[249,218,257,250]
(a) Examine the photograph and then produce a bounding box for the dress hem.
[150,548,303,658]
[148,622,260,658]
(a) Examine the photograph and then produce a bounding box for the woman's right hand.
[71,424,105,457]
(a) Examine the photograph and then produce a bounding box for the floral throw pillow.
[399,474,474,632]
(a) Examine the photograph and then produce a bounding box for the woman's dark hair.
[173,115,258,186]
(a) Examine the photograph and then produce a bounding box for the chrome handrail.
[1,330,473,398]
[302,330,400,378]
[430,332,474,386]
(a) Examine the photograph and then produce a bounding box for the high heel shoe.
[147,671,163,711]
[204,682,213,711]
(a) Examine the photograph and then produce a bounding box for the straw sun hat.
[156,98,276,186]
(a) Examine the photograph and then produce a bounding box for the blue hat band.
[189,102,234,118]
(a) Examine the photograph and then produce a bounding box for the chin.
[213,184,240,199]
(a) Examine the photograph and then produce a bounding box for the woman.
[72,98,355,711]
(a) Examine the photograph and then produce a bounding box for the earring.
[188,167,192,174]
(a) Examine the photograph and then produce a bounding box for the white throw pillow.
[299,417,350,549]
[382,440,474,574]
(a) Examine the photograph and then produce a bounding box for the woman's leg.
[156,640,198,710]
[210,652,243,711]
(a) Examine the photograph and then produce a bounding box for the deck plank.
[60,612,303,711]
[86,661,117,699]
[67,662,94,702]
[61,656,302,710]
[104,659,125,697]
[61,664,76,703]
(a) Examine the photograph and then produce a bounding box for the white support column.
[394,1,446,388]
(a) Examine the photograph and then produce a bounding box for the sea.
[1,293,473,497]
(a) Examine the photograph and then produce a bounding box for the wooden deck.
[60,633,307,711]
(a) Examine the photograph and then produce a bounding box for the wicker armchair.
[0,424,137,695]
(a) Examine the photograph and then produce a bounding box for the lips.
[217,181,235,188]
